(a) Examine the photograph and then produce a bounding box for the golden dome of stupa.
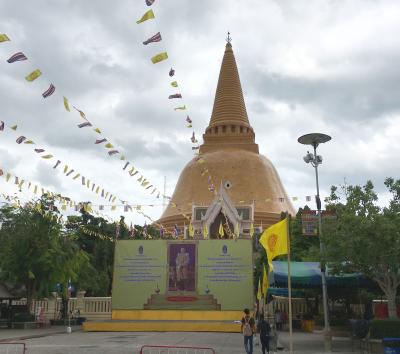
[158,41,295,236]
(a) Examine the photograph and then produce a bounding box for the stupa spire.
[200,38,258,154]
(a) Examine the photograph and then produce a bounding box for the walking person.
[241,308,256,354]
[257,313,271,354]
[275,309,282,330]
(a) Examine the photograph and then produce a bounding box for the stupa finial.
[226,31,232,44]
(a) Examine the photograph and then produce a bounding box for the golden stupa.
[158,41,295,237]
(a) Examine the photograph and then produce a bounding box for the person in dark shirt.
[257,313,271,354]
[241,308,256,354]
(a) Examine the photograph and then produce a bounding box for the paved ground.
[0,328,357,354]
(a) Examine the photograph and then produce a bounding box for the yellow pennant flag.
[262,265,268,295]
[259,218,288,272]
[94,128,101,134]
[41,154,53,159]
[174,105,186,111]
[73,173,80,180]
[171,81,178,87]
[105,143,114,148]
[10,125,17,130]
[25,69,42,82]
[136,9,155,24]
[120,155,125,160]
[0,34,10,42]
[24,140,35,144]
[218,222,224,238]
[234,223,240,238]
[34,185,38,194]
[189,223,194,238]
[63,165,68,173]
[250,223,255,238]
[151,52,168,64]
[61,204,67,211]
[111,205,116,211]
[63,97,70,111]
[203,223,209,239]
[257,278,262,301]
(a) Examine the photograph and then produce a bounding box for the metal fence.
[0,342,26,354]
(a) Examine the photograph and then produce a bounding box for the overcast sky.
[1,0,399,225]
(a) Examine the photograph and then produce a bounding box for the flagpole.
[286,213,293,354]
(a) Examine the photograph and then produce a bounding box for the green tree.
[65,210,115,296]
[0,195,91,310]
[324,178,400,318]
[289,206,320,261]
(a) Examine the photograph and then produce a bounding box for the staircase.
[144,294,221,310]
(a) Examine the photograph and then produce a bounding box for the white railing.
[10,296,111,321]
[265,296,364,321]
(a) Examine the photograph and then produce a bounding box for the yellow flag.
[0,34,10,42]
[11,125,17,130]
[250,223,255,238]
[234,223,240,238]
[25,69,42,82]
[151,52,168,64]
[105,143,114,148]
[136,9,155,24]
[259,218,288,272]
[73,173,80,180]
[63,97,70,111]
[63,165,68,173]
[94,128,101,134]
[174,105,186,111]
[257,278,262,301]
[203,223,209,239]
[171,81,178,87]
[41,154,53,159]
[111,205,116,211]
[24,140,35,144]
[262,265,268,295]
[218,222,224,238]
[61,204,67,211]
[189,223,194,237]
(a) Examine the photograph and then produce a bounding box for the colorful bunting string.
[1,37,168,203]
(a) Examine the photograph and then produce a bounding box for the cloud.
[1,0,400,224]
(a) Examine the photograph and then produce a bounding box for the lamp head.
[303,152,314,164]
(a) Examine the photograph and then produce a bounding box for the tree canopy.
[323,178,400,318]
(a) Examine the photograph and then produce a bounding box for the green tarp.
[271,261,369,288]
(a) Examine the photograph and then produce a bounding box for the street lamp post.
[298,133,332,352]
